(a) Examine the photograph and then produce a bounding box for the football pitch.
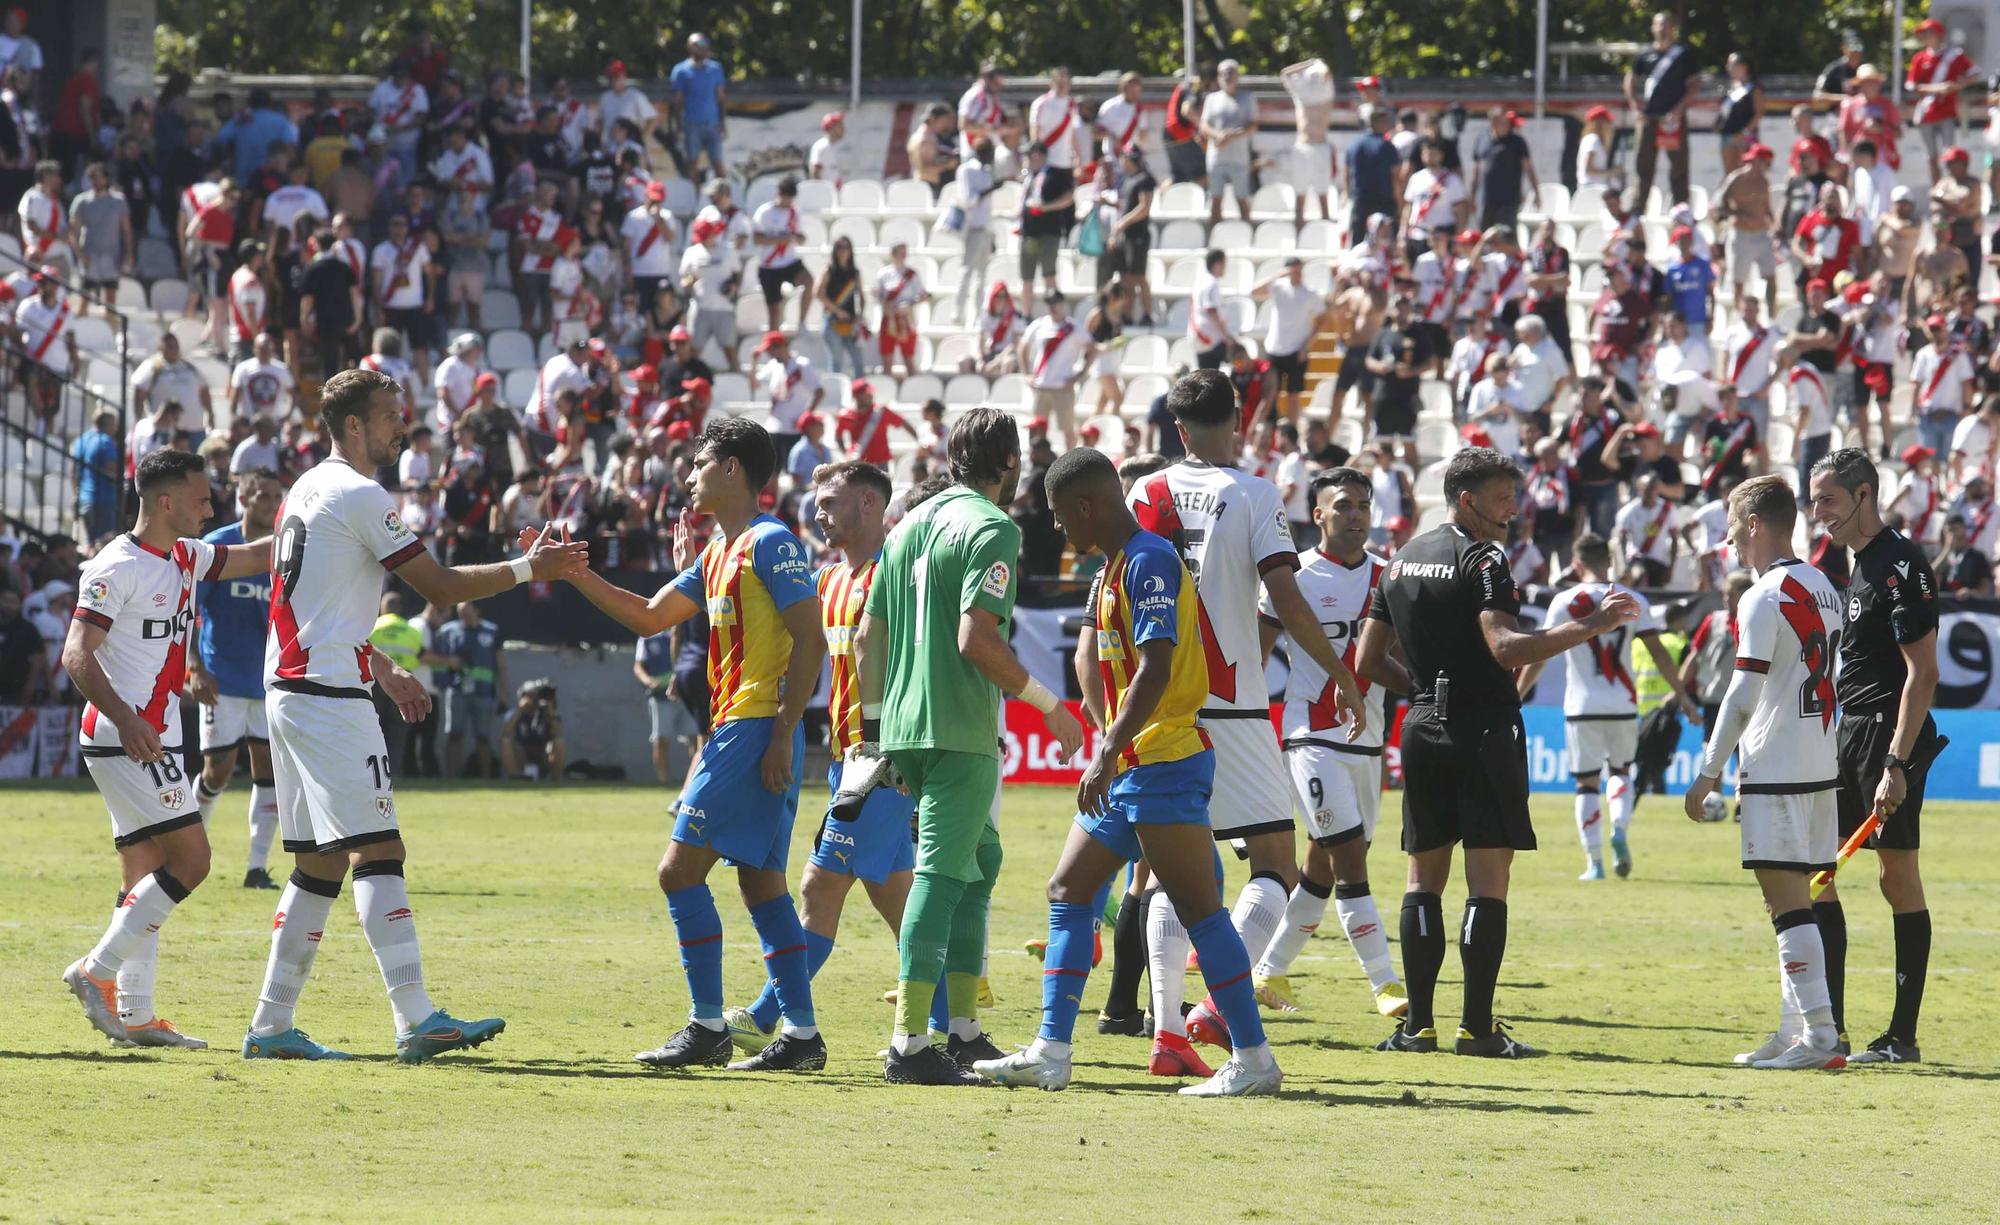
[3,779,1997,1223]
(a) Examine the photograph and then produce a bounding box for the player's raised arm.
[213,535,275,580]
[568,555,705,638]
[398,522,589,609]
[1480,585,1638,670]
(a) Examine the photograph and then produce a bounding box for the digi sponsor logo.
[142,608,196,640]
[385,907,414,922]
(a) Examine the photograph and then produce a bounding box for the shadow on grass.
[1284,1085,1588,1114]
[1522,1014,1742,1035]
[0,1048,166,1063]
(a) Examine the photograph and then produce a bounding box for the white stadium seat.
[794,179,835,213]
[1155,181,1205,220]
[883,179,936,215]
[838,180,886,213]
[830,215,878,250]
[933,333,979,370]
[878,216,928,252]
[502,367,539,407]
[944,373,988,405]
[899,373,944,406]
[1156,218,1207,253]
[487,329,536,372]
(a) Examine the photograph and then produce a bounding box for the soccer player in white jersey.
[59,450,275,1049]
[1251,468,1411,1018]
[242,368,587,1063]
[1684,476,1848,1070]
[1127,370,1365,1063]
[1516,533,1700,881]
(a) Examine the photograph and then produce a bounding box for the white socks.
[1575,790,1604,860]
[1230,875,1289,977]
[891,1032,928,1054]
[1335,886,1400,992]
[353,863,435,1034]
[1147,891,1190,1039]
[251,874,337,1037]
[247,783,278,871]
[1029,1036,1071,1062]
[1606,771,1635,835]
[85,871,187,979]
[196,778,224,820]
[948,1017,982,1042]
[1254,878,1329,979]
[116,918,159,1027]
[1776,913,1836,1032]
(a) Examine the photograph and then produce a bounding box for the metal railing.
[0,242,131,436]
[0,337,131,545]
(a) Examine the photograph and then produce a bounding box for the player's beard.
[997,464,1021,506]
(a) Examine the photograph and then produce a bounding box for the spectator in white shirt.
[1273,421,1312,542]
[751,176,813,333]
[430,122,493,210]
[433,333,483,435]
[1252,256,1332,424]
[952,139,1000,319]
[262,160,329,235]
[132,333,213,434]
[368,60,428,181]
[808,111,845,187]
[1510,314,1570,421]
[1018,291,1097,444]
[1950,396,2000,490]
[1846,139,1895,245]
[1187,248,1234,369]
[677,218,739,372]
[370,212,433,377]
[1200,59,1254,224]
[1614,473,1680,586]
[229,334,297,425]
[958,63,1008,161]
[1467,359,1530,458]
[230,415,284,475]
[598,59,656,147]
[1910,313,1976,458]
[754,330,824,436]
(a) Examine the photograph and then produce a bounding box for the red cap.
[821,111,844,132]
[668,325,692,343]
[1806,278,1831,296]
[632,364,659,383]
[1503,109,1520,127]
[1454,228,1482,246]
[645,181,666,202]
[754,330,786,354]
[1385,514,1411,532]
[1458,424,1494,448]
[1079,423,1101,443]
[690,218,723,245]
[1916,17,1945,35]
[606,59,628,77]
[474,371,499,391]
[797,411,822,429]
[1843,282,1868,305]
[1027,415,1050,433]
[586,338,609,356]
[1943,145,1971,164]
[681,376,712,398]
[1585,105,1612,122]
[667,419,694,441]
[1670,225,1692,243]
[1744,142,1774,162]
[1355,75,1381,90]
[1631,421,1661,439]
[1902,443,1937,464]
[850,378,872,396]
[1926,313,1949,329]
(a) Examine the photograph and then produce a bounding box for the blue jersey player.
[187,470,283,889]
[721,460,919,1054]
[563,417,831,1073]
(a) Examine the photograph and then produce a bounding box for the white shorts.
[83,743,203,848]
[267,688,400,855]
[198,693,270,752]
[1566,717,1638,777]
[1739,789,1838,872]
[1284,741,1382,845]
[1203,715,1293,838]
[1291,142,1332,195]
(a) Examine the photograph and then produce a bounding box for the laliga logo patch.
[981,561,1010,599]
[84,578,110,604]
[385,510,410,537]
[159,787,186,809]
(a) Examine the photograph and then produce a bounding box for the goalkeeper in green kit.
[854,407,1086,1085]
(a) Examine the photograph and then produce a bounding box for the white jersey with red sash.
[1032,91,1080,168]
[227,266,267,344]
[1263,549,1388,747]
[73,534,228,748]
[18,295,72,372]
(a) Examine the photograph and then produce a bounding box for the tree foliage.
[153,0,1928,87]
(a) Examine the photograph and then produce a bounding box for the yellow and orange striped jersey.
[666,514,817,724]
[1094,529,1212,770]
[818,555,878,755]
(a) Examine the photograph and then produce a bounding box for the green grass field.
[3,778,1998,1223]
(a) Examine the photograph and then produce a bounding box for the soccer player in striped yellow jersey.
[972,448,1282,1096]
[722,461,920,1054]
[564,418,829,1073]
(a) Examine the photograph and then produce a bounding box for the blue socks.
[746,895,816,1030]
[1188,907,1267,1049]
[747,928,834,1032]
[1039,901,1097,1043]
[666,885,725,1021]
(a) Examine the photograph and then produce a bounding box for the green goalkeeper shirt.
[866,484,1020,757]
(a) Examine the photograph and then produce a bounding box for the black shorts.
[1632,557,1671,587]
[1836,708,1938,851]
[757,262,810,301]
[1117,238,1151,276]
[1195,343,1228,370]
[1372,396,1417,439]
[386,306,432,349]
[1268,349,1307,393]
[1166,139,1206,183]
[1399,704,1536,853]
[1413,321,1451,361]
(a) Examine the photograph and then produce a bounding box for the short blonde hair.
[1728,473,1797,536]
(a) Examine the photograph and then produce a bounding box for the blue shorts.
[673,717,805,873]
[1075,750,1215,865]
[809,760,916,884]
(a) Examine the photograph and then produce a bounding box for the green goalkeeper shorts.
[887,748,1001,884]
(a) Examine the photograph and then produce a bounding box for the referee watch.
[1882,752,1913,775]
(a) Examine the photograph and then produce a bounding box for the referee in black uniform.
[1807,449,1943,1064]
[1357,448,1638,1057]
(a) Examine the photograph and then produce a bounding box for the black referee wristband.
[1883,752,1911,774]
[862,717,881,744]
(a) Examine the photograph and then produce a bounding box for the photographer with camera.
[502,677,567,782]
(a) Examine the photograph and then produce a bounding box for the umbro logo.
[385,907,413,922]
[1783,960,1808,974]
